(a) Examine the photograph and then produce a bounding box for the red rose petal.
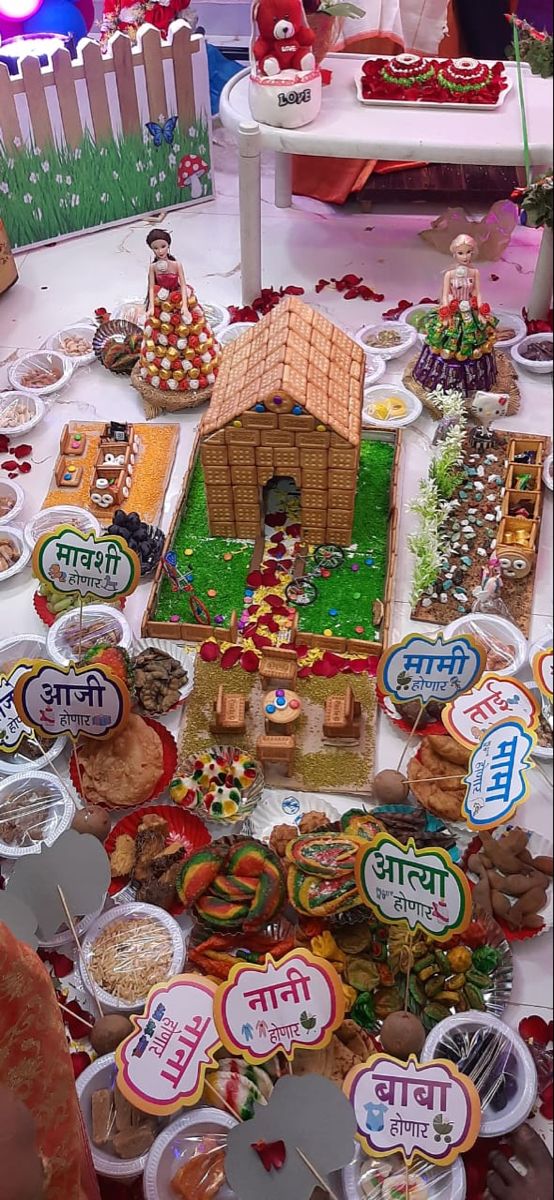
[57,994,95,1038]
[71,1051,92,1080]
[519,1015,551,1045]
[0,435,10,453]
[17,461,31,474]
[240,649,259,673]
[221,646,243,670]
[350,657,370,673]
[13,443,32,458]
[295,644,309,658]
[282,285,304,296]
[252,632,271,650]
[315,279,329,293]
[246,571,263,588]
[1,459,19,471]
[8,472,18,478]
[490,274,499,281]
[312,658,338,677]
[200,641,220,663]
[39,948,74,977]
[297,665,311,678]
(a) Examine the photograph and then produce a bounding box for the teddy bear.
[252,0,316,77]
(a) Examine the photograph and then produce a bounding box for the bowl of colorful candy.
[169,746,264,824]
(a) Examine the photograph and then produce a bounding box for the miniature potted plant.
[302,0,364,65]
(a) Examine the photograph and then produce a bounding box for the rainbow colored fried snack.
[177,839,285,930]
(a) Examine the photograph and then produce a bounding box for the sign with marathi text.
[13,660,130,742]
[0,663,39,756]
[442,674,539,748]
[115,975,221,1116]
[462,718,535,830]
[32,525,140,603]
[377,633,485,709]
[214,949,344,1065]
[356,834,470,940]
[531,646,553,701]
[345,1054,480,1167]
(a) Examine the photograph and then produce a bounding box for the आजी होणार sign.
[0,662,41,756]
[344,1053,480,1167]
[355,834,470,940]
[32,525,140,604]
[13,660,130,742]
[377,632,486,709]
[531,645,553,701]
[442,673,539,748]
[462,718,536,829]
[115,975,221,1116]
[214,948,344,1065]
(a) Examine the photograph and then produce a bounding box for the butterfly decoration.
[145,116,178,147]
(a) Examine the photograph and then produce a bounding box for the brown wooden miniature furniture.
[259,648,298,690]
[210,685,248,736]
[256,734,296,776]
[323,686,362,740]
[262,689,301,735]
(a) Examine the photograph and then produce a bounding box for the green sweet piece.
[423,1001,450,1025]
[466,969,495,989]
[351,991,377,1032]
[345,957,380,993]
[409,976,425,1007]
[463,983,486,1012]
[471,945,501,974]
[434,950,451,974]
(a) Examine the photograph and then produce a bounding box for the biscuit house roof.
[201,297,365,445]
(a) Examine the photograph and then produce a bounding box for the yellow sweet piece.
[311,932,347,973]
[370,395,408,421]
[447,946,472,973]
[341,982,358,1012]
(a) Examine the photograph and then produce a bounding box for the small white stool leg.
[527,225,553,321]
[238,120,262,304]
[274,151,292,208]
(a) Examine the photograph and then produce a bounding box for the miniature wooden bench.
[256,734,295,776]
[323,686,361,740]
[210,685,248,736]
[259,649,298,690]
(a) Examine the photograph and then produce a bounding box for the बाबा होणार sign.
[377,632,486,709]
[115,975,221,1116]
[355,834,471,940]
[32,525,140,604]
[344,1052,481,1167]
[13,660,130,742]
[531,645,553,701]
[214,948,345,1065]
[462,718,536,830]
[442,673,539,748]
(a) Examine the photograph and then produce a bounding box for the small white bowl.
[0,525,31,583]
[0,771,74,857]
[399,304,436,340]
[77,1054,158,1180]
[494,310,527,350]
[39,904,103,950]
[363,383,422,429]
[45,322,97,368]
[24,505,102,552]
[364,352,386,387]
[0,390,45,437]
[144,1107,238,1200]
[511,333,553,375]
[0,634,67,774]
[444,613,527,677]
[343,1145,466,1200]
[0,479,24,526]
[80,903,186,1014]
[219,321,255,347]
[543,453,553,491]
[46,603,134,666]
[524,680,553,760]
[355,320,418,360]
[203,302,230,338]
[421,1012,537,1138]
[8,349,74,395]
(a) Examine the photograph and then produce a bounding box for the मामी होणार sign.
[355,834,470,940]
[32,525,140,603]
[462,718,536,830]
[377,632,486,708]
[115,975,221,1116]
[214,948,345,1065]
[0,662,38,756]
[344,1053,480,1167]
[13,660,130,742]
[442,673,539,748]
[531,646,553,701]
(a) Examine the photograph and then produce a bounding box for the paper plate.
[363,383,422,429]
[105,804,211,913]
[343,1145,466,1200]
[464,827,553,941]
[245,789,340,841]
[0,771,74,858]
[80,902,186,1014]
[144,1108,238,1200]
[132,639,196,709]
[69,717,177,811]
[76,1053,158,1180]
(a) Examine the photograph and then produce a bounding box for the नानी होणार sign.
[0,662,39,756]
[115,975,221,1116]
[462,718,536,830]
[32,525,140,603]
[214,948,345,1065]
[442,673,539,748]
[531,645,553,701]
[344,1052,480,1167]
[13,660,130,743]
[377,632,486,708]
[355,833,471,940]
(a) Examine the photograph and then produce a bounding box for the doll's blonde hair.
[450,233,477,254]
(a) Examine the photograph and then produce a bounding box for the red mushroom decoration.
[177,154,210,199]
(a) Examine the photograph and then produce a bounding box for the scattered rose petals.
[315,278,330,293]
[240,649,259,673]
[1,459,19,471]
[220,646,243,670]
[17,462,32,474]
[13,443,32,458]
[0,435,10,453]
[246,570,263,588]
[39,948,73,978]
[519,1015,553,1045]
[200,640,220,663]
[71,1050,92,1080]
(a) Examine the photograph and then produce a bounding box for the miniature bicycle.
[285,544,345,606]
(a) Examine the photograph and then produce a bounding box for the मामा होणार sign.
[355,834,471,940]
[32,525,140,603]
[462,718,536,830]
[531,645,553,701]
[377,632,486,709]
[344,1053,480,1167]
[0,662,40,756]
[214,948,345,1065]
[442,673,540,748]
[13,660,130,742]
[115,975,221,1116]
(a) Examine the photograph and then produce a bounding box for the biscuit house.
[199,297,364,545]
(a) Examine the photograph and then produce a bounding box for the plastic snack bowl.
[0,770,73,857]
[511,333,553,376]
[0,525,31,583]
[144,1107,238,1200]
[363,383,422,430]
[443,614,527,678]
[0,479,24,527]
[45,322,97,368]
[343,1145,466,1200]
[219,321,255,347]
[355,320,418,360]
[8,349,74,395]
[46,603,134,666]
[77,1054,154,1180]
[0,636,67,773]
[24,505,102,552]
[0,390,45,437]
[79,903,186,1014]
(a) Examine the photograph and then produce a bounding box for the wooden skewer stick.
[410,772,464,784]
[295,1146,341,1200]
[203,1079,243,1123]
[56,884,104,1018]
[57,1000,95,1031]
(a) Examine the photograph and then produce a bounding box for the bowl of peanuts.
[8,350,74,396]
[44,322,97,368]
[0,391,45,438]
[0,525,31,582]
[0,480,24,526]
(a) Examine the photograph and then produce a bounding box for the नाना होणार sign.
[0,662,40,756]
[355,833,471,940]
[32,525,140,603]
[377,632,486,709]
[214,948,345,1065]
[13,660,130,743]
[442,673,540,748]
[344,1052,480,1167]
[462,718,536,830]
[531,645,553,701]
[115,975,221,1116]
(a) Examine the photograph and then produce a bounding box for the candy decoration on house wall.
[249,0,322,129]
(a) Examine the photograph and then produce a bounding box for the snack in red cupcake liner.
[105,803,211,915]
[69,716,176,809]
[376,687,445,737]
[34,589,126,628]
